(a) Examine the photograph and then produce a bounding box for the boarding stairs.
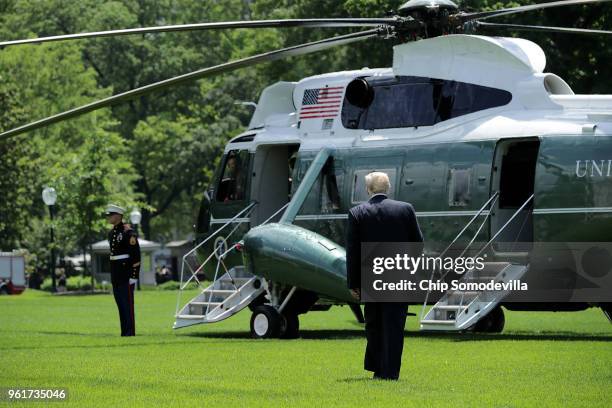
[174,148,335,330]
[420,192,533,331]
[174,265,265,328]
[174,201,289,329]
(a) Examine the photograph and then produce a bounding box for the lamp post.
[42,187,57,293]
[130,209,142,290]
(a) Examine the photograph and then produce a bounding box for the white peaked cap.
[105,204,125,215]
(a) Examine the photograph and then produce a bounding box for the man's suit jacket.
[346,194,424,290]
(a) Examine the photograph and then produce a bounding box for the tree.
[2,0,612,251]
[0,40,138,275]
[45,129,137,276]
[0,73,35,249]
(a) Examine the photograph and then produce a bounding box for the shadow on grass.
[181,329,366,340]
[407,330,612,342]
[337,376,374,384]
[180,329,612,342]
[338,376,408,384]
[35,330,117,337]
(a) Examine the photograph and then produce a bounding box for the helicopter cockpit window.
[216,150,249,202]
[341,75,512,130]
[351,169,397,203]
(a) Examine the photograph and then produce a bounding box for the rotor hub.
[396,0,460,38]
[398,0,459,15]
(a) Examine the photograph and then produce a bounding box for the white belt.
[110,254,130,261]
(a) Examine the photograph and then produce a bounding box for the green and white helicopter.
[2,0,612,338]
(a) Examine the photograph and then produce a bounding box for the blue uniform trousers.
[112,282,135,336]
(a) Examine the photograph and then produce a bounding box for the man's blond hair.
[365,171,390,195]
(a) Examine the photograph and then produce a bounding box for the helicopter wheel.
[280,313,300,339]
[250,305,282,339]
[472,306,505,333]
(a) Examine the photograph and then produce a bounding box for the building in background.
[91,238,160,285]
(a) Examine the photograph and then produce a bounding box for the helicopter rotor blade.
[476,21,612,35]
[460,0,612,23]
[0,28,381,141]
[0,18,395,48]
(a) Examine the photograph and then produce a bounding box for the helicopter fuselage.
[197,35,612,311]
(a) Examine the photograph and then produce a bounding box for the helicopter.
[2,0,612,338]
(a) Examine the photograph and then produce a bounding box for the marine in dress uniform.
[346,172,424,380]
[105,204,141,336]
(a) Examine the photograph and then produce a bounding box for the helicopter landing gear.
[280,313,300,339]
[249,306,300,339]
[472,306,505,333]
[250,305,282,338]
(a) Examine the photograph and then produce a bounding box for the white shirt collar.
[370,193,388,199]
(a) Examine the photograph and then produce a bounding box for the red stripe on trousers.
[129,283,135,335]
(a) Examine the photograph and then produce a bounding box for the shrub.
[41,276,104,292]
[156,281,198,291]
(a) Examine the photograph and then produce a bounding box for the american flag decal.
[299,86,344,120]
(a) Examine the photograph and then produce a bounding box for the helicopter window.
[341,76,512,130]
[351,168,397,203]
[448,168,471,207]
[321,159,341,213]
[363,82,437,129]
[216,149,249,202]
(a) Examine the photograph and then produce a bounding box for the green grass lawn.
[1,290,611,407]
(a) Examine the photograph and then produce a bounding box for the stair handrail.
[178,201,258,289]
[455,193,535,314]
[438,193,501,283]
[472,193,534,260]
[419,191,499,323]
[176,201,294,319]
[176,201,258,316]
[421,193,535,324]
[438,191,499,261]
[184,201,258,260]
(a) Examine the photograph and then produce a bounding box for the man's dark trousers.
[364,302,408,380]
[112,282,135,336]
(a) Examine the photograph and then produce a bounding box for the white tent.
[91,238,160,285]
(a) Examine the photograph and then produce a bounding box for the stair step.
[218,277,251,284]
[421,319,455,325]
[191,301,222,306]
[208,289,236,294]
[434,305,467,310]
[465,275,499,280]
[176,314,206,320]
[450,291,479,296]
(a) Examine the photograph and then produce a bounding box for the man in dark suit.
[346,171,423,380]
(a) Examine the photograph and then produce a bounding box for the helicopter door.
[250,144,300,225]
[491,139,540,251]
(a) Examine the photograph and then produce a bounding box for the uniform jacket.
[346,194,424,290]
[108,222,141,285]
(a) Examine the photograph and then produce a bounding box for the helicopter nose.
[242,223,352,303]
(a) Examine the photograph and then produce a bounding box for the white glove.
[129,278,138,285]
